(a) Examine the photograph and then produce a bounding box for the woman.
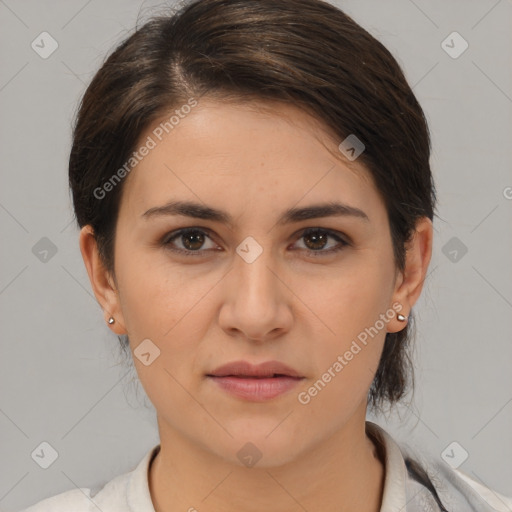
[22,0,512,510]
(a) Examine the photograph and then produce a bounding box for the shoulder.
[402,443,512,512]
[435,461,512,512]
[366,421,512,512]
[19,444,159,512]
[20,487,99,512]
[20,472,131,512]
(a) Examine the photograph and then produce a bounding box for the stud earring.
[108,317,115,325]
[397,313,407,322]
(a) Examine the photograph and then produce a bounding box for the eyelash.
[161,227,349,257]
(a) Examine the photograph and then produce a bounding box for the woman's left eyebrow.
[141,200,370,227]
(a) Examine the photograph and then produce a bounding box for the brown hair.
[69,0,437,415]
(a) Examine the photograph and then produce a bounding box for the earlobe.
[78,225,127,335]
[388,217,433,332]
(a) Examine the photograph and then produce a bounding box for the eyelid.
[295,226,351,245]
[161,226,220,251]
[290,227,350,255]
[161,226,350,256]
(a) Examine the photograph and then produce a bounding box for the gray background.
[1,0,511,510]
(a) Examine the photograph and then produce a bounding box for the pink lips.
[206,360,304,401]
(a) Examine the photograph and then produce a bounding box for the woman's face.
[82,98,431,467]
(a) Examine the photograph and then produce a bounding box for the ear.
[388,216,433,333]
[79,225,127,335]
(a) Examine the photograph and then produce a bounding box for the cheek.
[296,286,387,427]
[294,258,392,400]
[299,257,393,343]
[115,247,222,374]
[115,246,191,334]
[296,347,380,444]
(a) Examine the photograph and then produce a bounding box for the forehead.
[119,98,381,222]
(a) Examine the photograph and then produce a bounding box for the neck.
[149,414,385,512]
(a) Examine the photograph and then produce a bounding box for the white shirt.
[21,421,512,512]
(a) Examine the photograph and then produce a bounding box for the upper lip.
[207,360,303,378]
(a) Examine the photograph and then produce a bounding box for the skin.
[80,98,433,512]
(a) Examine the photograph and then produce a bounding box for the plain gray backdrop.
[1,0,511,510]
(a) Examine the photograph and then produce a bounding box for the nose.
[218,245,293,343]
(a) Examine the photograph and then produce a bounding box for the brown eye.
[181,230,206,251]
[161,226,348,258]
[294,228,348,255]
[303,230,329,250]
[163,228,217,255]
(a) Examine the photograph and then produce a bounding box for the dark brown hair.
[69,0,437,415]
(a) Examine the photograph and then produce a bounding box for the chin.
[208,426,307,469]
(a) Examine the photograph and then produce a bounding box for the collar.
[127,443,160,511]
[366,420,410,511]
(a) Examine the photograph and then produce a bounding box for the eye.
[162,228,219,256]
[161,227,349,257]
[292,227,349,256]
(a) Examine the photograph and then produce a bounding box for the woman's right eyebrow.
[141,199,370,227]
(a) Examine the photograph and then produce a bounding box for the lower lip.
[208,376,304,401]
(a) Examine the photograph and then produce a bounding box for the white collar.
[365,420,410,511]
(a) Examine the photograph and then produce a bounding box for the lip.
[208,375,303,401]
[207,360,303,378]
[206,360,305,402]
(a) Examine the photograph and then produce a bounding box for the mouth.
[206,375,304,401]
[206,360,305,401]
[207,374,301,379]
[207,360,304,379]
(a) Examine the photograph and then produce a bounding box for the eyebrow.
[141,200,370,226]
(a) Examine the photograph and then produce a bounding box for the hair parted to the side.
[69,0,437,416]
